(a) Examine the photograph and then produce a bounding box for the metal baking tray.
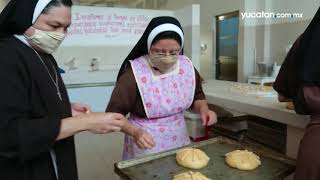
[115,136,295,180]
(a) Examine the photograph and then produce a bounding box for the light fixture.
[218,15,225,20]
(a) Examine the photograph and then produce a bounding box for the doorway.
[215,11,239,81]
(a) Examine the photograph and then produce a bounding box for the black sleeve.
[106,64,137,116]
[193,67,206,102]
[0,49,60,163]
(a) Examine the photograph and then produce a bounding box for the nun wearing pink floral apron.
[106,16,217,160]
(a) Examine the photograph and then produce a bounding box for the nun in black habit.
[0,0,126,179]
[273,7,320,180]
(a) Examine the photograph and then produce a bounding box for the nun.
[106,16,217,160]
[0,0,126,179]
[273,7,320,179]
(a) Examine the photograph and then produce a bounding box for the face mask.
[148,53,179,73]
[25,27,65,54]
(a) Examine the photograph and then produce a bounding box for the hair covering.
[273,7,320,114]
[117,16,184,79]
[296,7,320,85]
[0,0,53,37]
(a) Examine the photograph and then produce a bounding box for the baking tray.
[115,136,295,180]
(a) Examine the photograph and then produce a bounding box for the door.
[216,11,239,81]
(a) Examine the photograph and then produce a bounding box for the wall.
[174,4,201,70]
[197,0,244,80]
[162,0,193,9]
[54,6,174,84]
[161,0,244,80]
[161,0,320,82]
[265,0,319,64]
[0,0,9,12]
[239,0,262,81]
[55,5,200,85]
[239,0,319,81]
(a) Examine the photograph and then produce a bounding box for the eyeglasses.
[150,48,181,57]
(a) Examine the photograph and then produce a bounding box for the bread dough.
[286,102,294,110]
[176,148,210,169]
[231,84,273,93]
[173,171,211,180]
[225,150,261,170]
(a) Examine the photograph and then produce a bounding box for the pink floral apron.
[122,55,196,160]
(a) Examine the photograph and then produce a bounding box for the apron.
[123,55,196,160]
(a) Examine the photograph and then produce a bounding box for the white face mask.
[25,27,65,54]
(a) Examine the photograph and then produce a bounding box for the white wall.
[264,0,319,65]
[174,4,201,70]
[54,6,173,66]
[160,0,244,80]
[0,0,9,12]
[161,0,319,82]
[196,0,244,80]
[239,0,319,81]
[55,5,200,85]
[266,0,319,24]
[162,0,193,9]
[239,0,261,82]
[61,6,174,47]
[54,6,174,85]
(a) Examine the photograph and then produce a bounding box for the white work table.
[202,80,309,159]
[202,80,309,128]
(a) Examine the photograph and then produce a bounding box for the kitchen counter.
[202,80,309,128]
[202,80,309,160]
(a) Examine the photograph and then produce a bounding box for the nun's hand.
[84,112,126,134]
[200,109,217,126]
[71,102,91,117]
[133,128,156,149]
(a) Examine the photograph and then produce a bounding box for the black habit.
[0,36,78,180]
[0,0,77,179]
[273,7,320,180]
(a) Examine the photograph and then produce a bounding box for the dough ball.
[225,149,261,170]
[286,102,294,110]
[176,148,210,169]
[173,171,211,180]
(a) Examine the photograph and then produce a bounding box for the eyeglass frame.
[149,48,181,57]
